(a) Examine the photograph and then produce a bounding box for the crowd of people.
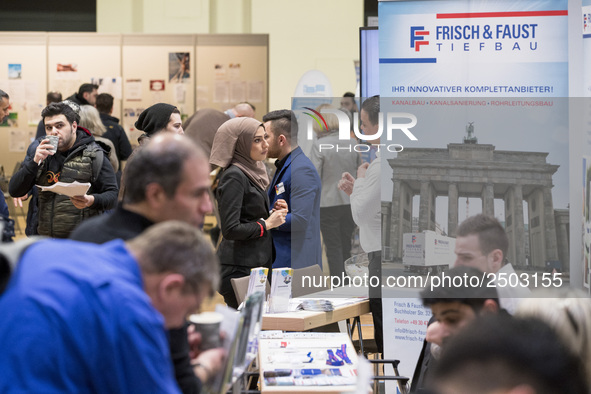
[0,85,590,394]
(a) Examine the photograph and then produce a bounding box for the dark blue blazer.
[268,146,322,269]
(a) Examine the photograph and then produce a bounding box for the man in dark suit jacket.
[263,110,322,269]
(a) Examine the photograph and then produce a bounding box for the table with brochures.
[258,332,364,393]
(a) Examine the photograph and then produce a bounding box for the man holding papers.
[9,101,117,238]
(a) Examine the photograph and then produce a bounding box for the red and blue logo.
[410,26,430,51]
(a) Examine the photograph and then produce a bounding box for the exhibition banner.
[378,0,570,387]
[379,0,568,97]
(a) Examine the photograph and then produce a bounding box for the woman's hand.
[264,208,287,230]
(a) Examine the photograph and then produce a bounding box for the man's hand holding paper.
[70,194,94,209]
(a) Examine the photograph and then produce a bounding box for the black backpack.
[0,215,14,242]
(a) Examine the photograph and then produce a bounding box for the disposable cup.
[45,135,59,154]
[188,312,223,350]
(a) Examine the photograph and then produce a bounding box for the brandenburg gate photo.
[384,129,569,270]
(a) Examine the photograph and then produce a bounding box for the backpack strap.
[0,236,46,294]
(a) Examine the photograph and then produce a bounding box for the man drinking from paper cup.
[9,100,118,238]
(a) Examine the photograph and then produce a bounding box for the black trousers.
[368,250,383,354]
[219,264,252,309]
[320,205,356,278]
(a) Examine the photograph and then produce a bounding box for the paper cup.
[188,312,223,350]
[45,135,59,154]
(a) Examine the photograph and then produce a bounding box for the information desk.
[258,332,365,393]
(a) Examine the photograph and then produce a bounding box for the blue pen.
[300,369,322,375]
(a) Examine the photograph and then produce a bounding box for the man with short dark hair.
[263,109,322,269]
[432,315,589,394]
[454,214,529,313]
[340,92,358,113]
[96,93,132,174]
[411,266,504,393]
[35,91,63,139]
[70,133,217,393]
[67,83,99,107]
[9,102,118,238]
[420,266,503,340]
[0,221,223,393]
[455,213,508,272]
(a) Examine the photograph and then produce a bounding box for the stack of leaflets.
[269,268,293,313]
[246,267,268,299]
[297,299,334,312]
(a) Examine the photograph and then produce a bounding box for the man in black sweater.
[96,93,132,176]
[71,133,222,393]
[66,83,98,107]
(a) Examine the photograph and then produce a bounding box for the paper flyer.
[247,267,268,299]
[269,268,293,313]
[37,181,91,197]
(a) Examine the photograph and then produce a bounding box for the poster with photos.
[169,53,190,83]
[8,64,22,79]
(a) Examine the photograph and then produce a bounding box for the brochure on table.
[259,332,361,389]
[269,268,293,313]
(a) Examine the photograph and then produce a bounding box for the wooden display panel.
[121,34,195,144]
[196,34,268,119]
[0,33,47,178]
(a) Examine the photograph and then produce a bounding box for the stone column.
[513,184,525,265]
[542,187,559,261]
[556,221,569,270]
[381,201,391,257]
[419,181,430,232]
[448,183,458,237]
[481,183,494,217]
[390,179,402,259]
[527,189,545,267]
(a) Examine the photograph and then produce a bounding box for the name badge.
[275,182,285,195]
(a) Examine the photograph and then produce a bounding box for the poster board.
[0,33,47,174]
[0,32,269,175]
[48,33,122,117]
[121,34,195,143]
[196,34,268,119]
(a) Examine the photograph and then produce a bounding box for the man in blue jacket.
[264,109,322,269]
[0,221,220,393]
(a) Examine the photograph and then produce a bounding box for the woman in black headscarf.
[210,117,287,308]
[119,103,184,200]
[135,103,184,144]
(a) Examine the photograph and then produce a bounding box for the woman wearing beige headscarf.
[210,117,287,308]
